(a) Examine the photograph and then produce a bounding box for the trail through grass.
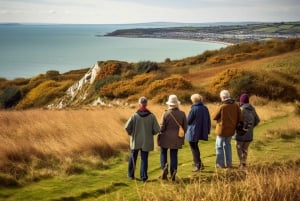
[1,111,299,201]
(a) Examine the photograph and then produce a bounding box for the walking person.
[234,93,260,168]
[125,96,160,182]
[213,90,242,168]
[158,94,187,181]
[185,94,211,172]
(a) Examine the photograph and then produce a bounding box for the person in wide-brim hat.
[159,94,187,181]
[166,94,181,107]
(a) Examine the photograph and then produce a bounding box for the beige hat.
[166,94,180,106]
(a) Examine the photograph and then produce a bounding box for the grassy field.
[0,99,299,201]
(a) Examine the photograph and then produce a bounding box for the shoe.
[239,163,246,169]
[192,167,200,172]
[161,163,168,180]
[171,170,177,182]
[128,176,135,180]
[192,164,205,172]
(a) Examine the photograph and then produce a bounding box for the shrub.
[145,75,192,96]
[16,80,73,109]
[135,61,159,73]
[0,86,22,108]
[46,70,60,80]
[99,73,156,99]
[96,61,122,79]
[94,75,121,91]
[209,68,299,101]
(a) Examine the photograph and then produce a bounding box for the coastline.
[102,34,234,46]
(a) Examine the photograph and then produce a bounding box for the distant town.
[104,21,300,44]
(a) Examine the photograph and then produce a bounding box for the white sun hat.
[166,94,181,106]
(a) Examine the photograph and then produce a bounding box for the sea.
[0,23,226,80]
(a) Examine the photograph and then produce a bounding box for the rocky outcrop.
[49,62,105,109]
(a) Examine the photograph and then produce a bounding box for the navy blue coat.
[185,102,211,142]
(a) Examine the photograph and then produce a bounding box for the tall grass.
[0,101,299,201]
[138,160,300,201]
[0,107,133,184]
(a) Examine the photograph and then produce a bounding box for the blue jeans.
[160,147,178,176]
[128,149,149,181]
[216,136,232,168]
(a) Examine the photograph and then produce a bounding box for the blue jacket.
[185,102,211,142]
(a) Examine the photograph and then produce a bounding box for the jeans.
[216,136,232,168]
[128,149,149,181]
[189,141,202,167]
[160,147,178,176]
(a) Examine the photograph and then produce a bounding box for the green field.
[1,107,299,201]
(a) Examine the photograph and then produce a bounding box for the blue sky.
[0,0,299,24]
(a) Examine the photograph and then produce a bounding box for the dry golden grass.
[0,99,293,164]
[0,99,298,185]
[139,160,300,201]
[0,107,134,173]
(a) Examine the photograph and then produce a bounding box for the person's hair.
[138,96,147,106]
[191,94,203,103]
[220,90,230,100]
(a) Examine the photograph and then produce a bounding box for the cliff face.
[51,62,103,109]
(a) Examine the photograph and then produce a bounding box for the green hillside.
[1,38,300,109]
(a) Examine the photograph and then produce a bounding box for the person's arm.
[152,115,161,135]
[125,115,135,135]
[212,107,221,121]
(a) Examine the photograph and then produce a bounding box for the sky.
[0,0,300,24]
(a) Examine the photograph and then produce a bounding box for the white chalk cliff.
[50,62,105,109]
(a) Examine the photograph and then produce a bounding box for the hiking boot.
[192,164,205,172]
[161,163,168,180]
[171,169,177,182]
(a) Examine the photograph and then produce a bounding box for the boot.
[161,163,168,180]
[171,169,177,182]
[192,163,205,172]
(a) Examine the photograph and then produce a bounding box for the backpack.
[236,106,256,136]
[236,121,249,136]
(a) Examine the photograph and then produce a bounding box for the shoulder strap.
[169,112,181,127]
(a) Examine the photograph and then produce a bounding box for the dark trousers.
[189,141,202,167]
[128,149,149,181]
[160,147,178,175]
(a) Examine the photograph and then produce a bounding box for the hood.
[222,98,235,104]
[241,103,254,111]
[136,109,152,117]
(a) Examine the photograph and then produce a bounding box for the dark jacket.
[158,108,187,149]
[185,102,211,142]
[213,99,242,137]
[234,103,260,142]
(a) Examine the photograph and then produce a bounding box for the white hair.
[220,90,230,100]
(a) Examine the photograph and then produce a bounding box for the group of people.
[125,90,260,182]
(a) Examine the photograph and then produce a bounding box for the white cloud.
[0,0,299,23]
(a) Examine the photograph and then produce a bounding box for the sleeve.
[160,111,167,133]
[213,107,221,121]
[207,107,211,134]
[253,109,260,127]
[187,108,195,125]
[125,115,134,135]
[181,111,188,132]
[152,115,161,135]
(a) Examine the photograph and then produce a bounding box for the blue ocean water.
[0,24,226,80]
